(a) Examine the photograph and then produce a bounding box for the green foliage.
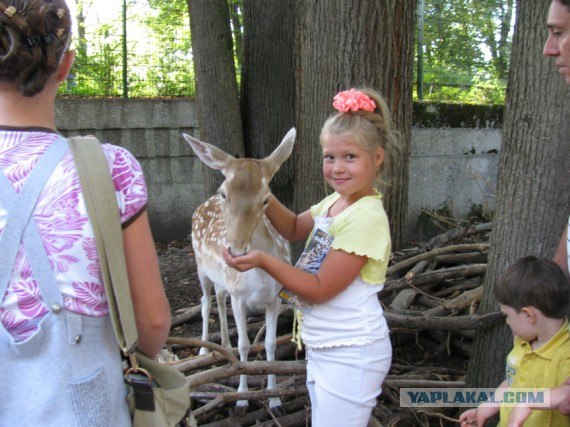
[417,0,514,104]
[61,0,194,98]
[62,0,513,103]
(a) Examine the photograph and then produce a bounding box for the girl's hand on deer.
[222,247,262,272]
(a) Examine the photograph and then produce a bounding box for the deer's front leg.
[198,272,212,355]
[265,297,282,410]
[231,295,250,414]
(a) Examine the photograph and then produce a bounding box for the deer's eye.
[218,190,226,200]
[263,197,270,207]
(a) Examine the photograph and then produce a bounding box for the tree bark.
[187,0,244,197]
[294,0,415,250]
[241,0,296,207]
[465,0,570,392]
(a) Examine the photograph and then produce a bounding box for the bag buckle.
[125,354,156,412]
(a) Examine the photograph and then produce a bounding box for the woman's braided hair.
[320,88,402,190]
[0,0,71,97]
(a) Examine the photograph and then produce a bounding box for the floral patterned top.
[0,129,147,342]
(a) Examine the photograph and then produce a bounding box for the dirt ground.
[157,241,202,332]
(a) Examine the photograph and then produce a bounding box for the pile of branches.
[166,222,501,426]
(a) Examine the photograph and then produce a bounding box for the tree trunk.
[187,0,244,198]
[294,0,415,250]
[241,0,296,207]
[465,0,570,394]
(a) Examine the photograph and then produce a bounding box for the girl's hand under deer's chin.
[222,247,260,272]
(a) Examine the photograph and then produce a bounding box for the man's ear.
[521,307,537,324]
[56,50,75,83]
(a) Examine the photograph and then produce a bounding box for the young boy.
[459,256,570,427]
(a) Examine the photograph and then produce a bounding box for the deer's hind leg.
[215,287,231,349]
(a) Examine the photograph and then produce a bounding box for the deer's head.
[183,128,296,256]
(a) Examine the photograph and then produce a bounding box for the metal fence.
[65,1,514,104]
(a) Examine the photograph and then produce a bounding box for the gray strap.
[68,136,138,354]
[0,137,68,306]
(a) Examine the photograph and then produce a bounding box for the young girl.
[223,88,400,426]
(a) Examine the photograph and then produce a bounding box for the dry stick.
[391,222,492,263]
[418,410,462,424]
[422,285,483,317]
[385,379,464,388]
[170,334,294,372]
[186,360,307,389]
[427,222,492,248]
[430,277,482,298]
[384,263,487,293]
[175,317,291,349]
[171,305,202,327]
[385,310,502,330]
[198,396,308,427]
[433,251,488,265]
[255,409,310,427]
[167,337,239,364]
[191,386,307,418]
[387,243,489,276]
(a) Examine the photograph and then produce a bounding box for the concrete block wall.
[55,98,501,242]
[408,128,499,240]
[56,98,203,241]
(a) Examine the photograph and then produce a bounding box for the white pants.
[306,336,392,427]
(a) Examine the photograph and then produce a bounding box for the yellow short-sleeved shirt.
[499,320,570,427]
[309,190,391,284]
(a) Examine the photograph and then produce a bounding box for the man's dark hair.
[494,256,570,319]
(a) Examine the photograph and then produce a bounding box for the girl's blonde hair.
[320,87,402,189]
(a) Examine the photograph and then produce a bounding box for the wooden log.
[427,222,492,248]
[383,264,487,293]
[187,360,307,389]
[255,408,310,427]
[198,397,309,427]
[389,289,418,310]
[387,243,489,276]
[191,386,307,418]
[170,334,295,372]
[422,286,483,317]
[385,311,503,330]
[430,277,482,298]
[391,222,492,263]
[433,251,487,266]
[384,379,465,388]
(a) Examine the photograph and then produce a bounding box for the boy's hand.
[508,404,531,427]
[559,379,570,415]
[459,405,497,426]
[459,408,479,426]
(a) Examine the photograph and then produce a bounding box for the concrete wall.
[408,128,499,239]
[55,98,501,242]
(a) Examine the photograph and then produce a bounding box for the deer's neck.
[249,218,275,253]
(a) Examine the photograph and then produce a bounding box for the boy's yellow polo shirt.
[499,320,570,426]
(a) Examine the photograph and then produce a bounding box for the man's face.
[544,0,570,85]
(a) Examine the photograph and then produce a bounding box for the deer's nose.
[228,244,250,257]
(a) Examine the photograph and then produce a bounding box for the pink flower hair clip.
[333,89,376,113]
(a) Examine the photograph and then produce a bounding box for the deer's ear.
[263,128,296,178]
[183,134,234,173]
